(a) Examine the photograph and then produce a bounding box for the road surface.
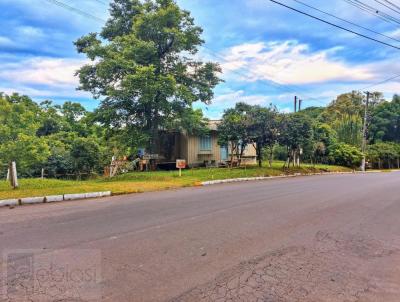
[1,173,400,301]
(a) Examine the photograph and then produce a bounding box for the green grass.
[0,162,351,200]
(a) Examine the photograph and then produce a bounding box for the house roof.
[208,120,221,131]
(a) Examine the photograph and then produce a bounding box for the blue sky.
[1,0,400,118]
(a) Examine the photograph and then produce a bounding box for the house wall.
[182,133,256,167]
[184,131,220,167]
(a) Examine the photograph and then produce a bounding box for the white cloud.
[385,28,400,39]
[212,90,272,107]
[0,57,85,87]
[17,26,44,38]
[0,84,90,99]
[219,41,375,85]
[0,36,14,46]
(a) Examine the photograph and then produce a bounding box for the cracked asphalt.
[1,173,400,301]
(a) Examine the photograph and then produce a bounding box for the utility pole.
[361,91,370,172]
[299,99,302,111]
[294,96,297,113]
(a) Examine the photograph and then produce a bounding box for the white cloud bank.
[219,41,377,85]
[0,57,92,99]
[0,57,85,87]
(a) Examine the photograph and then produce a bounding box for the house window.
[199,136,212,151]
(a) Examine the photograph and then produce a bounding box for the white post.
[9,161,18,189]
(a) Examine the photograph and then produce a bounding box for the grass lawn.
[0,162,351,200]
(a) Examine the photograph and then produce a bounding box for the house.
[155,120,257,168]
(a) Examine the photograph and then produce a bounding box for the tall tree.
[369,95,400,143]
[247,105,280,167]
[217,103,252,167]
[75,0,222,153]
[279,113,313,168]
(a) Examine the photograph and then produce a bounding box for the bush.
[70,137,101,175]
[328,143,363,168]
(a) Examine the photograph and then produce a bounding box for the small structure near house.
[107,120,257,176]
[155,120,257,168]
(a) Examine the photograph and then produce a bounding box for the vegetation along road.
[1,172,400,301]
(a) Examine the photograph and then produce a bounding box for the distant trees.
[217,104,251,167]
[369,95,400,143]
[3,86,400,176]
[0,93,109,178]
[279,113,313,168]
[367,142,400,169]
[216,91,400,170]
[247,105,280,167]
[328,143,363,169]
[218,104,313,168]
[333,114,363,147]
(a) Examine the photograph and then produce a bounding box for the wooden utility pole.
[294,96,298,113]
[299,99,302,111]
[361,92,370,172]
[9,161,18,189]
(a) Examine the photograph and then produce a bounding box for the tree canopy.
[75,0,222,152]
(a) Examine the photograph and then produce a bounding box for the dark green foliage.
[328,143,363,169]
[75,0,222,152]
[367,142,400,169]
[369,95,400,143]
[0,93,108,178]
[70,138,101,175]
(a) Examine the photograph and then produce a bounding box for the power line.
[342,0,399,26]
[342,0,400,26]
[41,0,400,106]
[373,0,400,16]
[362,73,400,89]
[291,0,400,44]
[44,0,319,102]
[351,0,400,23]
[92,0,108,5]
[268,0,400,50]
[382,0,400,12]
[44,0,105,23]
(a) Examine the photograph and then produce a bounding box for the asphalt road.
[1,173,400,302]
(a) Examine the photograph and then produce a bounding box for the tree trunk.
[238,144,246,167]
[269,148,273,168]
[230,142,235,168]
[296,150,300,167]
[292,150,296,168]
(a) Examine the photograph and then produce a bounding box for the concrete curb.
[20,197,45,205]
[45,195,64,203]
[0,199,19,207]
[201,171,358,186]
[0,191,112,208]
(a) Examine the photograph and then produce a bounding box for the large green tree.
[279,113,313,168]
[247,105,280,167]
[218,103,252,167]
[369,95,400,143]
[75,0,222,153]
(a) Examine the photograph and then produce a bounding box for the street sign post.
[176,159,186,177]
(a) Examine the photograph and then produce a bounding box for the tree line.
[1,90,400,178]
[1,0,399,178]
[218,92,400,170]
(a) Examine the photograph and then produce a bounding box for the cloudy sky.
[1,0,400,118]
